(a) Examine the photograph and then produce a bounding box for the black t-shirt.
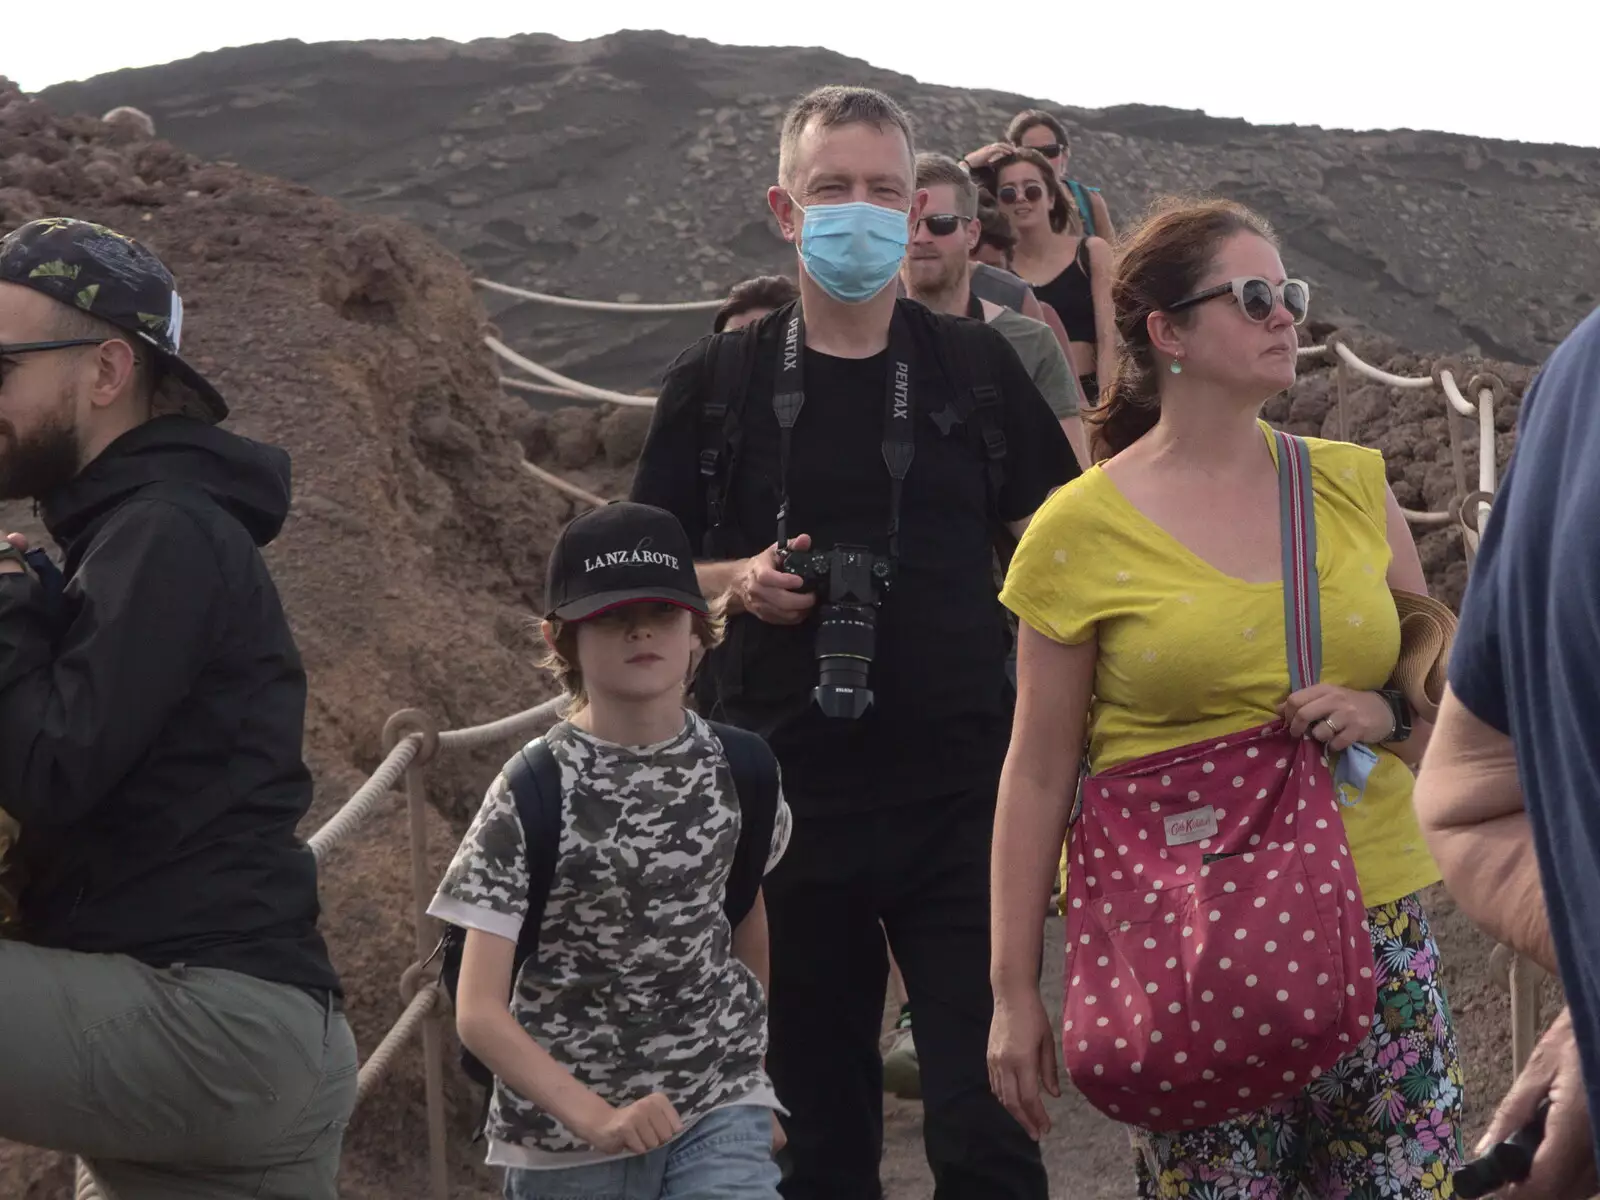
[630,299,1077,812]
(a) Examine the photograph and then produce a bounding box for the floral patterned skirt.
[1130,892,1465,1200]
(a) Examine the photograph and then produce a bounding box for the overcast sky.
[6,1,1596,149]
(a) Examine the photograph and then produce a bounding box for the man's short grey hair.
[778,86,916,190]
[915,153,978,219]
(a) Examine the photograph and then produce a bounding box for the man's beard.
[907,256,967,304]
[0,400,82,502]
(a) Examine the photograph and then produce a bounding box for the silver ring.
[1321,717,1340,736]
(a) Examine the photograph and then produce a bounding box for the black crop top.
[1032,238,1096,345]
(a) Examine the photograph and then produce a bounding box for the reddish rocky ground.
[0,78,1554,1199]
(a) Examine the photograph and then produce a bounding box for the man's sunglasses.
[0,338,112,384]
[996,182,1047,206]
[1028,142,1066,159]
[1167,277,1311,326]
[0,338,109,362]
[918,214,971,236]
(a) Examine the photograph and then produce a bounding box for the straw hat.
[1388,590,1457,724]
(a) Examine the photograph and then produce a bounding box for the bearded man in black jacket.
[0,218,355,1200]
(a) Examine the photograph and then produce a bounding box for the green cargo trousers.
[0,939,358,1199]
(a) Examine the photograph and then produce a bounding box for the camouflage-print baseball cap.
[0,217,227,422]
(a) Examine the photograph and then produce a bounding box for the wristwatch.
[1377,689,1413,744]
[0,543,29,575]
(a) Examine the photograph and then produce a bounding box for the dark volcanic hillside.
[38,31,1600,396]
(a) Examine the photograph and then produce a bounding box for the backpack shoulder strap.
[503,738,564,963]
[944,315,1009,515]
[698,309,780,558]
[1067,179,1096,238]
[708,720,780,928]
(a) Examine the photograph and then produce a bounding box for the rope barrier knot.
[1458,489,1496,534]
[1429,357,1460,393]
[1467,371,1509,405]
[384,707,441,768]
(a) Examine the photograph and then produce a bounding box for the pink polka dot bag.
[1061,430,1378,1131]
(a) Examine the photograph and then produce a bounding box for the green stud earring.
[1170,359,1183,375]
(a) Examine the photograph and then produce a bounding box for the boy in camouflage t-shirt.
[429,503,790,1199]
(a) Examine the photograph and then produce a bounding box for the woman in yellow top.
[987,200,1464,1200]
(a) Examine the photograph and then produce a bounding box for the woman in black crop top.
[986,147,1115,404]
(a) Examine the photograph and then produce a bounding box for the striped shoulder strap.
[1275,430,1321,691]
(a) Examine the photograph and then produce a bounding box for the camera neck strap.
[772,303,916,561]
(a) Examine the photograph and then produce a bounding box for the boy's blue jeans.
[503,1105,780,1200]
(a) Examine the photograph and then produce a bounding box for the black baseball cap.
[544,502,709,622]
[0,217,228,422]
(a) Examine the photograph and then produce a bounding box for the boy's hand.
[575,1093,684,1155]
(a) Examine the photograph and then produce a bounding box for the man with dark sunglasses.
[904,154,1088,467]
[0,217,354,1198]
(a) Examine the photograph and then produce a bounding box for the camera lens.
[812,603,876,720]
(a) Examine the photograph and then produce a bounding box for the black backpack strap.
[698,314,771,559]
[944,317,1009,518]
[709,721,780,928]
[936,314,1018,571]
[435,737,564,1118]
[504,738,564,965]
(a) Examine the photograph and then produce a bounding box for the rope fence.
[495,318,1507,553]
[485,335,655,407]
[66,292,1531,1200]
[502,375,585,401]
[477,277,723,313]
[520,459,611,509]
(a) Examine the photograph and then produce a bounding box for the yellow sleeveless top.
[1000,424,1439,907]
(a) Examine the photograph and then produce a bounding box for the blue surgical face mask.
[792,198,911,304]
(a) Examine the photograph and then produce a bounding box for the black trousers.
[765,785,1047,1200]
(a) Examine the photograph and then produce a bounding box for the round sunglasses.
[1167,277,1311,325]
[917,214,971,236]
[996,181,1047,206]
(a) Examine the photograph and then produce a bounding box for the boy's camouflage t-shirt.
[428,711,792,1167]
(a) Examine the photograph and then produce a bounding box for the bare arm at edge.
[1413,688,1556,974]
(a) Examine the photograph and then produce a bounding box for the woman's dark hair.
[1005,109,1070,151]
[1086,198,1278,462]
[713,275,800,332]
[989,148,1074,234]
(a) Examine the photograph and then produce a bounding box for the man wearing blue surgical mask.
[633,86,1073,1199]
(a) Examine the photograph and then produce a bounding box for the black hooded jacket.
[0,417,339,995]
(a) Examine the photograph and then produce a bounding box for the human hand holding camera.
[735,534,818,626]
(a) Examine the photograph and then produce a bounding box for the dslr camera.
[779,543,892,720]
